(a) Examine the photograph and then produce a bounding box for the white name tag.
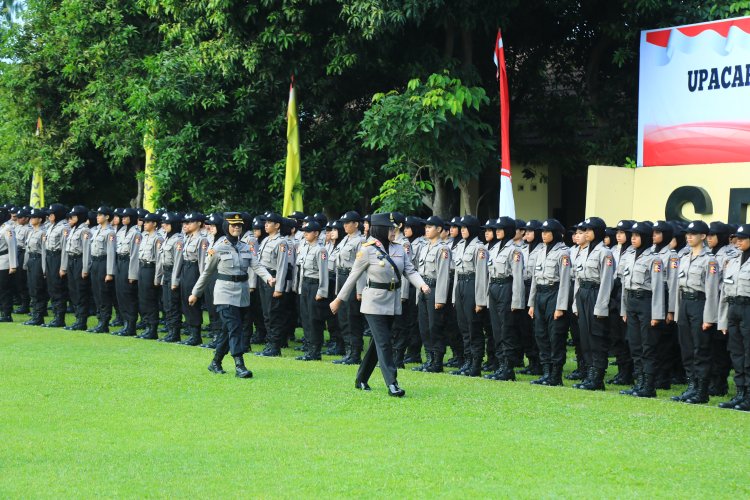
[724,278,735,284]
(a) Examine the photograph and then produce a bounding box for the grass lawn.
[2,313,749,498]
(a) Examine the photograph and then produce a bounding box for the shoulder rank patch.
[605,256,613,266]
[478,249,486,260]
[176,241,183,252]
[513,252,521,263]
[136,235,141,244]
[109,234,115,242]
[653,260,662,273]
[321,251,327,260]
[363,241,374,247]
[208,248,215,256]
[442,248,449,259]
[670,257,679,269]
[63,229,69,237]
[280,243,286,253]
[201,241,208,250]
[403,243,410,254]
[156,241,161,248]
[84,233,90,240]
[709,261,718,274]
[562,255,570,267]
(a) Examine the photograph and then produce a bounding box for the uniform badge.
[280,243,286,253]
[442,249,449,259]
[513,252,521,263]
[176,242,183,252]
[201,241,208,250]
[207,248,215,256]
[136,236,141,244]
[709,262,718,274]
[561,255,570,267]
[321,251,327,260]
[84,233,90,240]
[605,256,613,267]
[653,261,662,273]
[63,229,69,237]
[670,257,679,269]
[478,249,486,260]
[108,234,115,242]
[403,243,410,254]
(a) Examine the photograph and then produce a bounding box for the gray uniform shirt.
[675,247,721,324]
[718,253,750,330]
[84,225,117,275]
[43,221,69,253]
[417,240,451,305]
[451,237,489,307]
[257,233,289,293]
[116,226,141,280]
[0,225,18,271]
[24,226,45,271]
[335,231,365,294]
[528,241,572,311]
[619,246,666,320]
[573,241,615,317]
[61,224,90,272]
[191,236,272,307]
[480,241,525,309]
[171,232,209,287]
[655,245,680,314]
[15,223,31,250]
[138,231,163,264]
[523,244,544,283]
[155,232,183,286]
[297,240,329,298]
[240,231,259,289]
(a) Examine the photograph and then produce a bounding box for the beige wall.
[514,164,549,221]
[586,163,750,224]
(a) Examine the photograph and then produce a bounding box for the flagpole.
[494,29,515,218]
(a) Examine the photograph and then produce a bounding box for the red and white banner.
[494,29,515,218]
[638,16,750,167]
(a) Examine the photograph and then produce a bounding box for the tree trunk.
[458,178,478,215]
[133,158,143,208]
[431,174,452,218]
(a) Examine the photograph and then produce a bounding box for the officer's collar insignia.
[585,218,591,223]
[632,223,638,228]
[740,226,745,232]
[688,223,694,228]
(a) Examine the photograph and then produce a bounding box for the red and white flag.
[494,29,515,218]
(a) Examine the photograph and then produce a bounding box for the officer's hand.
[650,319,660,327]
[315,295,323,301]
[622,314,627,323]
[105,274,113,282]
[420,284,431,295]
[268,277,276,287]
[129,279,136,284]
[188,294,198,306]
[553,309,564,320]
[273,291,283,298]
[330,298,341,315]
[82,272,88,279]
[528,307,534,319]
[59,270,66,277]
[9,268,15,275]
[722,329,728,335]
[702,322,714,331]
[250,288,255,293]
[435,303,444,310]
[172,284,178,290]
[356,294,362,301]
[475,305,484,313]
[666,312,674,324]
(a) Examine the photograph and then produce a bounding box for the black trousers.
[568,284,583,366]
[115,258,138,326]
[519,281,539,362]
[325,277,341,343]
[417,288,446,355]
[609,279,631,366]
[90,258,114,322]
[534,286,569,367]
[258,281,286,348]
[300,280,326,352]
[488,282,520,366]
[215,304,245,358]
[709,329,732,385]
[393,287,417,353]
[162,268,181,330]
[179,262,202,327]
[727,303,750,387]
[45,251,67,316]
[282,291,298,341]
[337,284,364,354]
[624,293,659,375]
[655,319,684,380]
[66,255,89,321]
[13,249,29,309]
[455,278,484,359]
[576,287,610,370]
[444,278,462,358]
[26,254,47,317]
[249,287,266,341]
[357,314,398,386]
[205,273,220,333]
[677,296,713,380]
[138,266,159,326]
[0,268,12,316]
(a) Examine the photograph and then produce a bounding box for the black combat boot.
[734,391,750,411]
[573,366,594,389]
[343,349,361,365]
[208,354,226,374]
[413,351,432,371]
[671,379,697,402]
[113,321,129,336]
[465,357,482,377]
[531,364,551,385]
[426,351,444,373]
[607,362,634,385]
[159,327,181,343]
[24,314,45,326]
[519,356,542,375]
[325,340,345,356]
[233,355,253,378]
[543,365,564,386]
[620,371,643,396]
[719,386,745,409]
[88,319,109,334]
[496,364,517,381]
[387,381,405,397]
[13,305,30,314]
[684,378,710,404]
[296,344,322,361]
[110,313,124,327]
[451,356,472,376]
[708,375,729,397]
[633,373,657,398]
[403,348,422,365]
[43,312,66,328]
[178,327,202,346]
[566,361,586,381]
[332,348,351,364]
[138,324,159,340]
[579,367,605,391]
[255,343,281,356]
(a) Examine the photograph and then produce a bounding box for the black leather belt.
[680,290,706,301]
[68,253,82,258]
[728,296,750,305]
[117,254,129,261]
[368,281,400,291]
[536,283,559,292]
[164,265,173,272]
[337,268,352,276]
[579,280,600,289]
[302,277,319,285]
[217,273,248,282]
[28,252,41,259]
[423,277,437,286]
[267,269,276,277]
[183,260,198,266]
[626,289,652,299]
[524,279,532,287]
[490,276,512,284]
[92,255,106,261]
[457,272,475,281]
[0,250,7,256]
[140,261,156,268]
[46,249,61,255]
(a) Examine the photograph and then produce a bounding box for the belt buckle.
[389,282,396,291]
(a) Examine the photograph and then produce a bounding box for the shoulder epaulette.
[363,241,375,247]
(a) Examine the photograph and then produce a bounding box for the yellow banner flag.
[29,116,45,208]
[282,81,303,216]
[143,128,157,212]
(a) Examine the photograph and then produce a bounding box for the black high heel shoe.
[355,381,371,391]
[387,382,405,397]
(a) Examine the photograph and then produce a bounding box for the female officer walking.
[330,213,430,397]
[189,213,273,378]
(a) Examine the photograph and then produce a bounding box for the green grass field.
[2,314,750,498]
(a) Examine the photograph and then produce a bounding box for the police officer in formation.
[4,200,750,408]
